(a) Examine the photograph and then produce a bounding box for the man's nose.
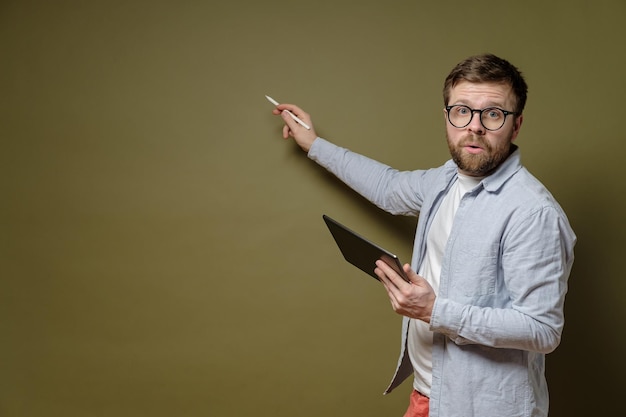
[467,111,486,134]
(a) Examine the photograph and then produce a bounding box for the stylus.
[265,95,311,130]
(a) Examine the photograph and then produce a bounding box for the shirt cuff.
[430,297,463,339]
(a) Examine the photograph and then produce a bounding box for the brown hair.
[443,54,528,114]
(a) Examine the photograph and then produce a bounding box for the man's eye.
[486,109,503,119]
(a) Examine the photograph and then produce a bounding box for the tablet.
[322,214,409,282]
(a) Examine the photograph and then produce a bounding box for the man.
[270,54,576,417]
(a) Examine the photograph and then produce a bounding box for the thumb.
[403,263,423,285]
[403,263,415,283]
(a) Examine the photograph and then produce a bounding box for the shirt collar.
[481,144,522,193]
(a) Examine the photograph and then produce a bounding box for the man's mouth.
[463,143,484,154]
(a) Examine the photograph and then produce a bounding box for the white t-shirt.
[408,172,482,396]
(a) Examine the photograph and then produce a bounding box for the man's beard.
[447,133,514,176]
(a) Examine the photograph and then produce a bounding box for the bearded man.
[269,53,576,417]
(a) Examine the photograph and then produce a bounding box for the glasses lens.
[448,105,471,128]
[480,108,505,130]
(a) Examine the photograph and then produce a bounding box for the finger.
[282,124,291,139]
[277,105,313,130]
[375,260,407,289]
[376,270,398,300]
[280,110,302,132]
[276,103,308,118]
[375,266,391,288]
[380,275,404,313]
[374,264,391,286]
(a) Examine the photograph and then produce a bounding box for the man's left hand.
[375,261,436,323]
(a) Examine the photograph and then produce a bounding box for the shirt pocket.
[450,241,500,297]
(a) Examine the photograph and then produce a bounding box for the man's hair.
[443,53,528,114]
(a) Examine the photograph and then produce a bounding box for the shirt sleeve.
[308,138,425,216]
[429,205,576,353]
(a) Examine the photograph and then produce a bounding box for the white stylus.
[265,95,311,130]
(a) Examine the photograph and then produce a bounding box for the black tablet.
[322,214,409,282]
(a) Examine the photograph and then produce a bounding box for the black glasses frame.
[445,105,518,131]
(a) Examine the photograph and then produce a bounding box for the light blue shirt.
[308,138,576,417]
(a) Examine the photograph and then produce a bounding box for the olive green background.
[2,1,624,416]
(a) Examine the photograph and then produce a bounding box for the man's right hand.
[271,103,318,152]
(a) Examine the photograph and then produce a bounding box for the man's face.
[444,81,523,177]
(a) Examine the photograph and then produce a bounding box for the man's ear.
[511,114,524,142]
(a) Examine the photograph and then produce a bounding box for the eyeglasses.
[445,105,518,131]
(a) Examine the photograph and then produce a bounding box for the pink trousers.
[402,389,429,417]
